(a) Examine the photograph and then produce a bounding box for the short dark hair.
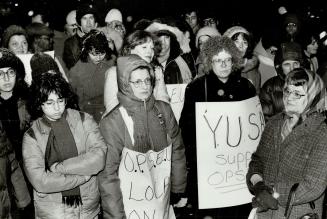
[80,29,113,62]
[231,32,254,59]
[28,72,79,119]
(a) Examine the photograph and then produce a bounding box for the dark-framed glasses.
[212,57,232,66]
[129,77,151,88]
[0,68,16,80]
[283,88,306,99]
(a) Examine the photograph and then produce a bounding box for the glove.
[170,193,187,206]
[252,182,278,212]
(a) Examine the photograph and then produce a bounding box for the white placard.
[166,84,187,123]
[195,96,265,209]
[16,51,54,86]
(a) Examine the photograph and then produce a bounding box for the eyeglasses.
[212,57,232,66]
[129,77,151,88]
[283,88,306,99]
[204,18,216,26]
[0,68,16,80]
[42,98,66,108]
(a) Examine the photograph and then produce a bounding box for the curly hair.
[200,36,243,74]
[80,29,113,62]
[28,71,79,119]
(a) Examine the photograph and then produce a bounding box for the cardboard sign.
[16,51,54,85]
[166,84,187,123]
[195,96,265,209]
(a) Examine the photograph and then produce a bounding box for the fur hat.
[66,10,77,25]
[223,26,249,38]
[76,4,96,25]
[195,26,221,48]
[105,8,123,23]
[2,25,27,48]
[30,52,59,79]
[0,48,25,78]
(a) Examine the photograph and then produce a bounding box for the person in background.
[299,30,319,73]
[25,23,54,53]
[180,36,256,219]
[65,10,78,38]
[103,29,169,114]
[104,8,126,38]
[260,42,304,119]
[99,54,187,219]
[182,8,200,35]
[195,26,221,76]
[69,29,115,122]
[282,13,301,43]
[253,26,280,86]
[0,121,31,219]
[63,4,98,70]
[224,26,261,94]
[23,72,106,219]
[247,68,327,219]
[2,25,29,55]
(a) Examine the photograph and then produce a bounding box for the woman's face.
[129,68,152,100]
[130,38,154,63]
[211,49,233,83]
[198,35,210,51]
[41,92,66,121]
[8,35,28,54]
[0,67,16,93]
[306,37,318,56]
[88,49,106,65]
[234,34,248,57]
[283,84,308,115]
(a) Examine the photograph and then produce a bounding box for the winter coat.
[22,109,107,219]
[69,59,115,122]
[98,55,187,219]
[63,34,83,70]
[163,52,197,84]
[241,55,261,94]
[179,71,256,207]
[0,124,31,219]
[247,112,327,219]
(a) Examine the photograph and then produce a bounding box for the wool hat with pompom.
[223,26,249,38]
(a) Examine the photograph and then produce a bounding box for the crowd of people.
[1,2,327,219]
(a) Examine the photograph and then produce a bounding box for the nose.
[3,73,10,81]
[53,102,60,111]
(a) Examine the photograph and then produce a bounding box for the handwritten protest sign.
[166,84,187,123]
[195,96,265,209]
[16,51,54,85]
[118,146,175,219]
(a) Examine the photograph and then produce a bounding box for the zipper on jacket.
[144,100,155,150]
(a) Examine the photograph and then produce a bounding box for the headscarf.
[281,68,326,139]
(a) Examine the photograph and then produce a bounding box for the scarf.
[281,69,326,140]
[44,111,82,206]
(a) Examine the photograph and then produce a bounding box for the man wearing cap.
[63,4,97,70]
[260,42,304,119]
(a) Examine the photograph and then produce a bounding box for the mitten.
[253,182,278,212]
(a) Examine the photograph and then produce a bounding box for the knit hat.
[76,4,97,25]
[223,26,249,38]
[30,52,59,79]
[2,25,27,48]
[0,48,25,79]
[105,8,122,23]
[26,23,54,38]
[195,26,221,48]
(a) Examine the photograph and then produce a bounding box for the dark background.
[1,0,327,36]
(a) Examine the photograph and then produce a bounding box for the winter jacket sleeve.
[103,66,119,113]
[63,37,78,70]
[157,101,187,194]
[51,113,107,176]
[8,152,31,208]
[98,111,126,219]
[22,131,89,194]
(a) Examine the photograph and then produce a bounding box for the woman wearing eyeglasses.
[23,72,107,219]
[247,68,327,219]
[98,54,187,219]
[179,36,256,219]
[68,29,115,122]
